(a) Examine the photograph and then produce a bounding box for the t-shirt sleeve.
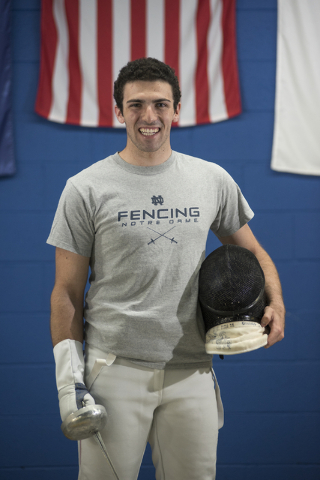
[210,169,254,237]
[47,180,94,257]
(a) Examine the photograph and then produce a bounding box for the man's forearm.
[253,245,285,311]
[50,286,84,347]
[251,244,285,347]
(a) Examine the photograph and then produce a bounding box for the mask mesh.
[199,244,266,331]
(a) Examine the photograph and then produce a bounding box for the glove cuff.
[53,339,85,391]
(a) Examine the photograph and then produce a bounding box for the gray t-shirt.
[47,151,254,369]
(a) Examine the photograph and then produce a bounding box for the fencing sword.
[61,403,119,480]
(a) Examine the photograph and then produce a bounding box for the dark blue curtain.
[0,0,15,176]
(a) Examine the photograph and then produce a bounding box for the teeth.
[139,128,159,136]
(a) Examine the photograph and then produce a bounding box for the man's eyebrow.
[126,98,172,104]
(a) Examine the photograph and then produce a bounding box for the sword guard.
[61,404,107,441]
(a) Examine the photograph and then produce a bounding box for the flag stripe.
[179,0,197,126]
[131,0,146,60]
[49,0,69,123]
[146,0,164,60]
[35,0,241,128]
[208,0,226,122]
[65,0,81,124]
[79,0,98,126]
[35,0,57,118]
[195,0,211,124]
[165,0,180,81]
[221,0,241,117]
[97,0,113,126]
[112,0,130,127]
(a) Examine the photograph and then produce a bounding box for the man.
[48,58,285,480]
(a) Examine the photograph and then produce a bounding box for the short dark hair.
[113,57,181,114]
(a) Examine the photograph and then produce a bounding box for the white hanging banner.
[271,0,320,176]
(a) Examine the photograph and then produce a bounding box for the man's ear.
[172,102,181,124]
[115,105,125,124]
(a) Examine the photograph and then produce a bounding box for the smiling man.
[48,58,285,480]
[115,80,179,162]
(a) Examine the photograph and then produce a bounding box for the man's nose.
[143,105,157,123]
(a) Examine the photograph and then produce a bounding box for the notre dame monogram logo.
[151,195,164,206]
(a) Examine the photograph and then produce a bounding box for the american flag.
[35,0,241,128]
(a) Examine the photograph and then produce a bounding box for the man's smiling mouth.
[139,128,160,136]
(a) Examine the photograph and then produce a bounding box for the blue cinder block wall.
[1,1,319,479]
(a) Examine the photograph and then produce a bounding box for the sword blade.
[94,432,119,480]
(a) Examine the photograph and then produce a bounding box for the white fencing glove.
[53,339,95,422]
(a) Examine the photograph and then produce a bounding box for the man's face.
[115,80,180,155]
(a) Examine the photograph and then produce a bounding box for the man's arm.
[50,247,95,423]
[218,224,285,348]
[50,247,90,347]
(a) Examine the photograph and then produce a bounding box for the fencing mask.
[199,244,268,355]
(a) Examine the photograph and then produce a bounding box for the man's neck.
[119,144,172,167]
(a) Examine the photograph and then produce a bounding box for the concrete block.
[239,60,276,111]
[0,162,44,211]
[191,112,274,162]
[213,362,320,413]
[217,465,320,480]
[244,165,320,211]
[0,415,77,467]
[2,365,57,415]
[0,213,54,261]
[0,467,78,480]
[0,314,53,364]
[237,11,277,61]
[295,310,320,360]
[12,62,39,115]
[13,0,40,10]
[142,443,153,466]
[87,128,127,164]
[295,213,320,259]
[14,114,93,163]
[237,0,277,9]
[12,10,40,62]
[138,466,156,480]
[217,412,320,464]
[277,261,320,311]
[249,212,294,260]
[170,126,195,157]
[0,263,44,312]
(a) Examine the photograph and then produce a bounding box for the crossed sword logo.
[147,226,177,245]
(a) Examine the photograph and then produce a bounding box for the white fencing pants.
[78,345,223,480]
